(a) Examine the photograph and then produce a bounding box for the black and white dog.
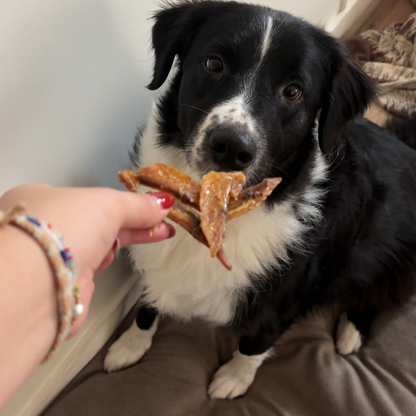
[105,0,416,399]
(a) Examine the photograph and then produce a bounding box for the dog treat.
[118,164,281,270]
[227,178,282,219]
[200,171,246,257]
[168,200,232,270]
[118,169,140,193]
[136,163,201,209]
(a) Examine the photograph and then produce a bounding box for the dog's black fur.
[238,115,416,353]
[136,1,416,360]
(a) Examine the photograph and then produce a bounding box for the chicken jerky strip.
[200,171,245,258]
[136,163,201,210]
[227,178,282,220]
[168,200,232,270]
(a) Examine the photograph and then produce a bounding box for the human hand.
[0,184,175,336]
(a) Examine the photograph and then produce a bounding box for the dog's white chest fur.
[130,202,302,325]
[129,109,326,325]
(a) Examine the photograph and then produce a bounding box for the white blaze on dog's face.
[188,16,275,179]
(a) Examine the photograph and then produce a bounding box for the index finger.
[116,191,174,230]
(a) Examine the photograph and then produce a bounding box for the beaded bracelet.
[0,203,83,362]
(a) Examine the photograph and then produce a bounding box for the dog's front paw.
[208,361,255,399]
[336,313,362,356]
[104,322,155,372]
[208,352,258,399]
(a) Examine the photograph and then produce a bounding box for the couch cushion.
[43,298,416,416]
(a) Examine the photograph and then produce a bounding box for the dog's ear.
[318,43,375,154]
[147,1,210,91]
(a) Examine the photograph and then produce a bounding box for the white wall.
[0,0,346,195]
[0,0,158,193]
[260,0,339,26]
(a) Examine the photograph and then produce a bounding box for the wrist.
[0,225,58,408]
[1,225,58,354]
[6,211,82,360]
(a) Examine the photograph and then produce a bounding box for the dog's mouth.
[186,149,261,188]
[186,125,263,185]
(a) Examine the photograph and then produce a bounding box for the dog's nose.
[209,129,256,171]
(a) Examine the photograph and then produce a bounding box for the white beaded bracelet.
[0,203,83,362]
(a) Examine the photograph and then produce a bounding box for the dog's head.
[148,1,374,184]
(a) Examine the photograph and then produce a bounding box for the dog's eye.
[283,84,303,101]
[205,57,224,73]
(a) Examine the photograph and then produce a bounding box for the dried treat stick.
[228,178,282,219]
[167,201,232,270]
[118,170,140,193]
[137,163,201,209]
[200,172,245,257]
[229,171,246,199]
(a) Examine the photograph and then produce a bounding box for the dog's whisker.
[264,162,295,181]
[180,103,209,115]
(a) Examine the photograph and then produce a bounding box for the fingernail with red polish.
[167,224,176,239]
[151,192,175,209]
